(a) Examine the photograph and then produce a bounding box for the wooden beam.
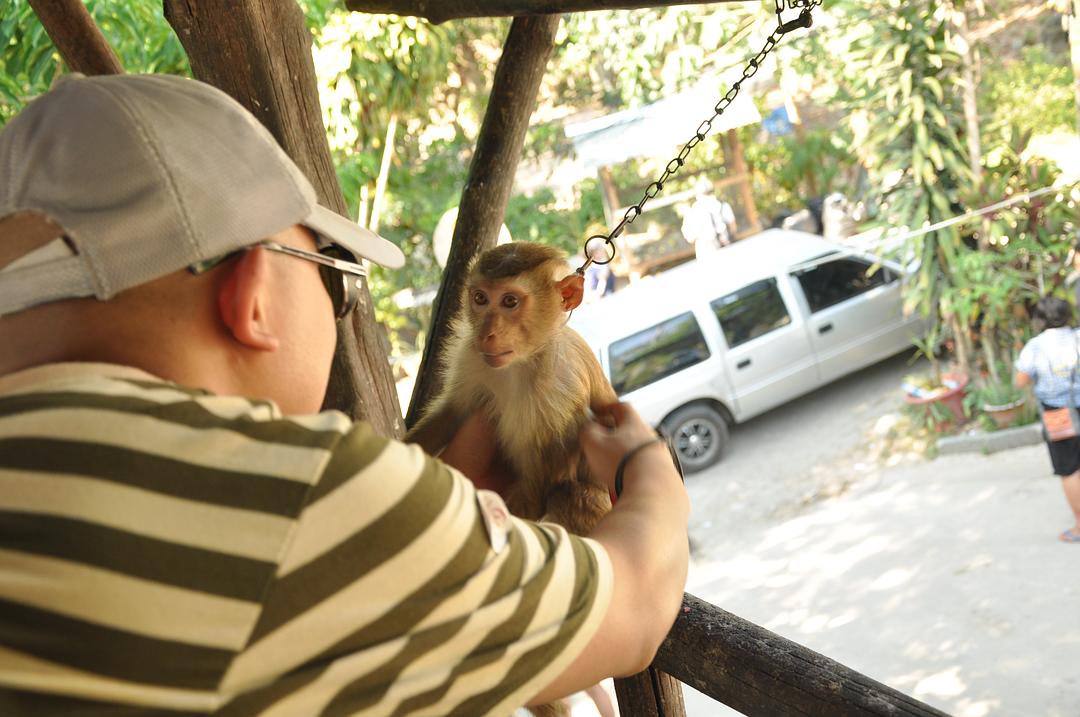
[28,0,124,75]
[405,15,560,428]
[614,668,686,717]
[655,594,952,717]
[345,0,741,24]
[164,0,404,438]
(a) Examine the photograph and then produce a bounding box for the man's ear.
[216,247,280,351]
[557,273,585,312]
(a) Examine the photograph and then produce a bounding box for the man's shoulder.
[0,362,362,474]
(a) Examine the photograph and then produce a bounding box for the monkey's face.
[467,277,558,369]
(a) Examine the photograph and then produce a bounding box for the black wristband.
[614,435,667,498]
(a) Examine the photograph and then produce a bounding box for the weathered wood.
[346,0,741,24]
[724,129,759,237]
[655,594,953,717]
[614,668,686,717]
[28,0,124,75]
[405,15,560,428]
[164,0,403,438]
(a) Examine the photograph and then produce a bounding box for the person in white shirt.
[1015,296,1080,543]
[680,177,737,258]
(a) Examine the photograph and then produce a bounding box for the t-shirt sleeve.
[719,201,736,226]
[1016,338,1038,376]
[227,422,613,717]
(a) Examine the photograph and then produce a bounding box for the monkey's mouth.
[481,351,514,368]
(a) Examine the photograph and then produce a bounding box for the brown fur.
[407,241,618,534]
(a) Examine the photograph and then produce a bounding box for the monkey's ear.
[556,273,585,311]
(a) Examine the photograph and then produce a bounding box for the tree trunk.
[1071,0,1080,136]
[28,0,124,75]
[405,15,561,428]
[725,129,759,236]
[370,111,398,234]
[955,3,988,251]
[956,6,981,188]
[164,0,404,438]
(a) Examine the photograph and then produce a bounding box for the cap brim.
[303,205,405,269]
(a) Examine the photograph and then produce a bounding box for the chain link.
[577,0,822,272]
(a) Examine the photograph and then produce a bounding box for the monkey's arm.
[404,400,465,455]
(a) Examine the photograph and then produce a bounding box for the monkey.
[406,241,618,538]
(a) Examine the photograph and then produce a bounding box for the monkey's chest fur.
[448,331,614,535]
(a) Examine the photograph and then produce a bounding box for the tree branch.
[28,0,124,75]
[406,15,560,427]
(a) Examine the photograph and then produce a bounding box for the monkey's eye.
[501,294,519,309]
[473,290,488,306]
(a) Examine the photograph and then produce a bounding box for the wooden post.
[614,668,686,717]
[345,0,740,24]
[165,0,404,438]
[28,0,124,75]
[654,594,952,717]
[405,15,560,428]
[725,129,759,236]
[596,165,621,226]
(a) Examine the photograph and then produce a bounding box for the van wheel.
[661,405,729,474]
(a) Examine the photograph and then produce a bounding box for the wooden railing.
[615,593,953,717]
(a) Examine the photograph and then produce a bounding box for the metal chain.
[577,0,823,273]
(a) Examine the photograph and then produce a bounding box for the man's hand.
[439,411,514,495]
[580,402,673,496]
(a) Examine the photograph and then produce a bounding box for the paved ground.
[685,351,922,544]
[679,355,1080,717]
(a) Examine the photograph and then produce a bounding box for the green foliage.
[504,180,606,258]
[743,125,858,217]
[838,0,973,322]
[903,397,959,433]
[0,0,188,126]
[551,7,751,108]
[981,45,1075,135]
[313,12,454,160]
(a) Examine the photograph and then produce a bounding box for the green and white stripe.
[0,363,611,716]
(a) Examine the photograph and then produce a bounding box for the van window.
[710,279,791,349]
[609,312,710,395]
[796,258,893,313]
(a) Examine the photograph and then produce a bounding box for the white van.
[568,229,928,473]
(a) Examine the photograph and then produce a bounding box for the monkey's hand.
[440,411,516,495]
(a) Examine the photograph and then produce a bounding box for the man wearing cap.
[0,74,688,716]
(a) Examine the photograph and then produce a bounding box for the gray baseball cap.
[0,73,404,316]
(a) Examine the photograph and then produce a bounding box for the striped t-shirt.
[0,363,612,716]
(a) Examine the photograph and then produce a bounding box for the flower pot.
[904,372,970,430]
[983,396,1026,429]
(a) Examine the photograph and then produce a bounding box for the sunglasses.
[189,240,366,320]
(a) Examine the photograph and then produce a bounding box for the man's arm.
[528,403,689,703]
[440,403,688,706]
[1015,370,1032,389]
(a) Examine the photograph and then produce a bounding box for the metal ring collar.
[575,234,616,275]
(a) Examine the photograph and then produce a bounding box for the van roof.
[569,228,838,345]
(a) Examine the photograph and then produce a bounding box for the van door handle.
[736,358,752,369]
[818,323,834,335]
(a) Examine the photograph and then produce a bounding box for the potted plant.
[903,370,970,432]
[970,376,1027,429]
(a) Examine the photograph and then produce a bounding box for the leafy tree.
[0,0,188,125]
